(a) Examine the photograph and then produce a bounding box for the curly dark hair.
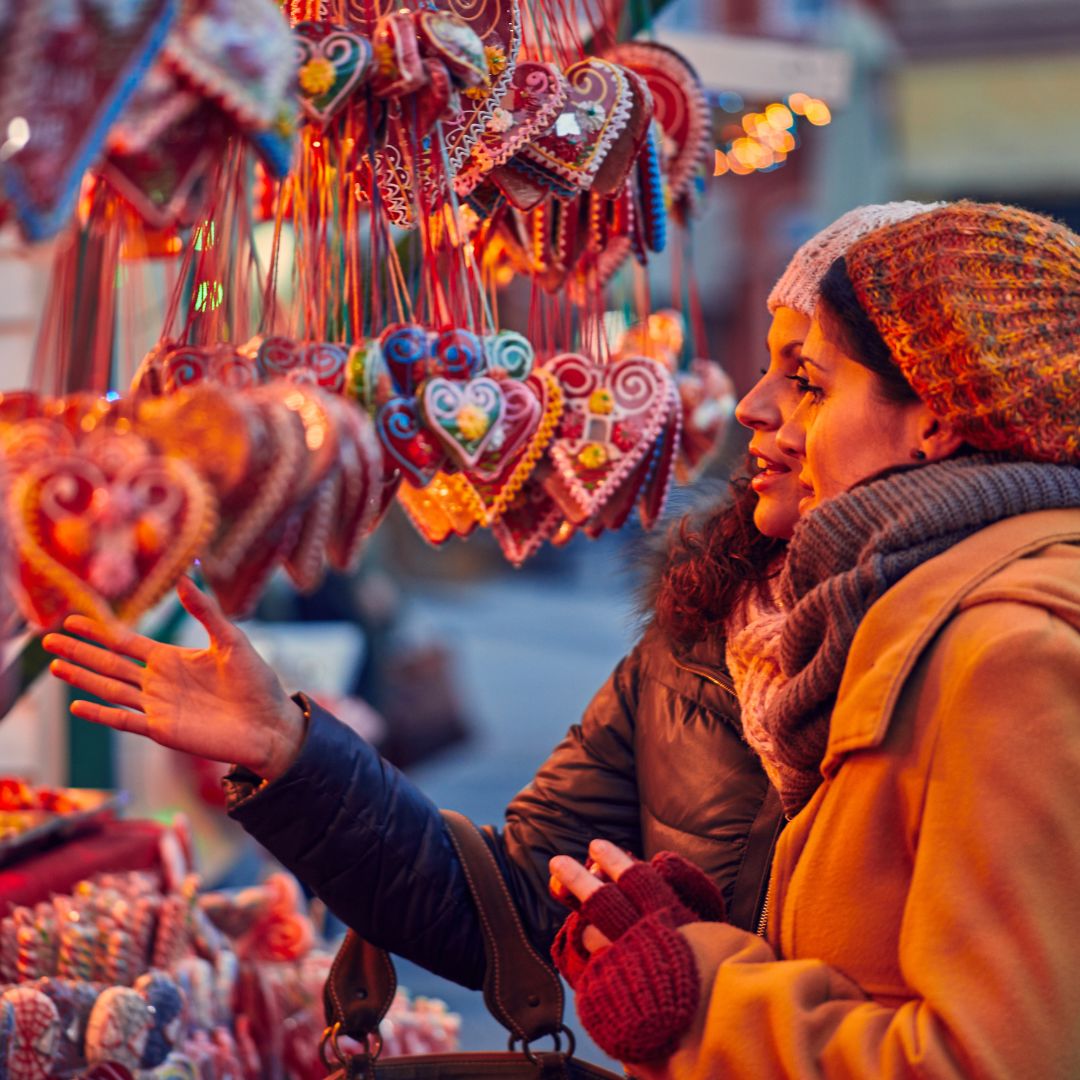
[653,470,787,650]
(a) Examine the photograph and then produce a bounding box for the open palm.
[42,577,306,781]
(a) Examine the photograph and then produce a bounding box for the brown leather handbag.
[320,810,623,1079]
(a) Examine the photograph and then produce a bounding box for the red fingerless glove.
[550,854,726,1062]
[551,853,725,989]
[576,910,699,1064]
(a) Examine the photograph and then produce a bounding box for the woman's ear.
[916,410,965,463]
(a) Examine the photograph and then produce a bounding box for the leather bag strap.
[440,810,565,1044]
[325,811,565,1046]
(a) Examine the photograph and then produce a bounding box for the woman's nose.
[776,399,808,459]
[735,379,780,431]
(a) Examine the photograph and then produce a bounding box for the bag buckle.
[320,1021,385,1073]
[508,1023,577,1064]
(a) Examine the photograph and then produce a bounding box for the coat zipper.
[671,657,736,696]
[756,880,771,936]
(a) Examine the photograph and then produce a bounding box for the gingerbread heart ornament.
[397,471,482,546]
[456,62,568,197]
[293,21,373,129]
[520,59,633,197]
[0,0,177,241]
[490,475,563,567]
[162,0,295,131]
[542,353,673,524]
[466,368,562,524]
[421,376,504,469]
[604,41,710,203]
[9,440,216,629]
[376,397,446,488]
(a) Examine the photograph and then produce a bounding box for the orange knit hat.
[843,201,1080,464]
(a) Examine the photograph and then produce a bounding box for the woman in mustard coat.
[550,201,1080,1079]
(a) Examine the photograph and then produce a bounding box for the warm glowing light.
[765,103,794,130]
[788,92,811,116]
[713,150,729,176]
[804,99,831,126]
[0,116,29,161]
[742,112,765,136]
[726,150,753,176]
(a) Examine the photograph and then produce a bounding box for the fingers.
[549,856,604,906]
[176,576,234,645]
[588,839,636,882]
[59,615,155,664]
[70,699,150,738]
[581,925,612,954]
[41,634,145,688]
[48,659,144,712]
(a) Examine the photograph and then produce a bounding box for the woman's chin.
[752,498,799,542]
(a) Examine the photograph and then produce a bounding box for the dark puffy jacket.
[225,623,782,990]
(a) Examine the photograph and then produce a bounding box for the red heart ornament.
[490,475,564,567]
[542,353,672,524]
[590,68,654,198]
[322,396,385,572]
[293,21,374,129]
[201,396,305,584]
[376,397,446,488]
[520,60,633,197]
[415,11,489,89]
[604,41,710,204]
[9,440,216,629]
[637,382,682,530]
[465,368,562,524]
[0,0,176,241]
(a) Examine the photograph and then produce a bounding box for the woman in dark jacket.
[40,204,933,990]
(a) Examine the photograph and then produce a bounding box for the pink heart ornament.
[520,59,633,196]
[542,353,671,524]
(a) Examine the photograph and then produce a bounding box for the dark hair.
[652,470,787,650]
[817,257,920,405]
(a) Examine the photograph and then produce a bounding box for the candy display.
[0,862,459,1079]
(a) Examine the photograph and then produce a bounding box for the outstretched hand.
[42,577,306,781]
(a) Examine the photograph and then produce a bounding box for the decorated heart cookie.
[163,0,295,131]
[420,376,504,469]
[520,59,633,197]
[0,0,177,241]
[542,353,673,524]
[9,437,216,629]
[293,21,373,129]
[604,41,710,204]
[102,98,228,230]
[455,62,567,197]
[376,396,446,488]
[490,475,564,567]
[380,323,431,395]
[466,368,562,524]
[322,395,384,571]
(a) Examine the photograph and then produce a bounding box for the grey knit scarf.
[764,455,1080,815]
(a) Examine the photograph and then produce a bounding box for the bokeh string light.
[712,91,831,177]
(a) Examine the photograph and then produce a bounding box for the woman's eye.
[784,373,825,400]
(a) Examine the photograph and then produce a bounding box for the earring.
[911,448,927,460]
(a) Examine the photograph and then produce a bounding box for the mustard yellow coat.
[634,508,1080,1080]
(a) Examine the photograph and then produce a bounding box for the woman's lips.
[750,456,791,492]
